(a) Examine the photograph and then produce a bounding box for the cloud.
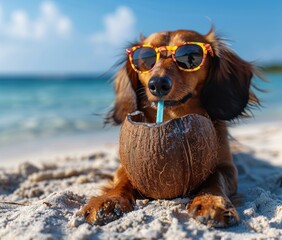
[0,1,76,74]
[91,6,136,47]
[89,6,136,70]
[0,4,136,73]
[0,1,72,40]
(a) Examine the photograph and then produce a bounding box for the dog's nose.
[148,77,172,97]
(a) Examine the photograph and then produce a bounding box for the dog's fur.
[82,28,259,227]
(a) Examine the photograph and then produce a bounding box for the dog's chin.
[152,92,193,108]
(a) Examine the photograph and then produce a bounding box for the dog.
[82,27,259,227]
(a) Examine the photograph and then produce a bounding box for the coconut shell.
[119,111,218,199]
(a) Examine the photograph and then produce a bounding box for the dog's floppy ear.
[201,27,258,121]
[105,61,139,125]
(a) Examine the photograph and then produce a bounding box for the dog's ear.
[201,28,258,121]
[105,62,138,125]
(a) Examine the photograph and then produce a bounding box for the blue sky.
[0,0,281,74]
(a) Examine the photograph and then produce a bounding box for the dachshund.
[82,27,259,227]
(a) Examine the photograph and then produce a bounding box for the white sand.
[0,121,282,239]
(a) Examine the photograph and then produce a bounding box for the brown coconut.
[119,111,219,199]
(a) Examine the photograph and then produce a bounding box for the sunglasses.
[126,42,214,73]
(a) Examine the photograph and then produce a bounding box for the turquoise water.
[0,75,115,144]
[0,73,281,145]
[253,73,282,121]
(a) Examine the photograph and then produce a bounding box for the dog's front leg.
[187,162,239,227]
[82,165,137,225]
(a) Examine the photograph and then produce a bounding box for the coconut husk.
[119,111,218,199]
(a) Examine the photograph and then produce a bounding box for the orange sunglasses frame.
[126,42,214,74]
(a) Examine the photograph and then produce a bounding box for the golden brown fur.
[82,28,259,227]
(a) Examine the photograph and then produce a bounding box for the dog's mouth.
[152,92,193,108]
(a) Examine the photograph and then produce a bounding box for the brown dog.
[82,27,259,227]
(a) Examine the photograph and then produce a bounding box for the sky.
[0,0,281,74]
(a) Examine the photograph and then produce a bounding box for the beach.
[0,0,281,238]
[0,74,281,239]
[0,119,282,239]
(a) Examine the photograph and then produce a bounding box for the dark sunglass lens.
[132,47,156,71]
[175,44,204,70]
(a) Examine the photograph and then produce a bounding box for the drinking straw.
[156,100,164,123]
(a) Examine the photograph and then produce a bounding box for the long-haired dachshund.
[82,27,259,227]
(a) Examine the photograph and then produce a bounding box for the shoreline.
[0,127,119,168]
[1,119,281,167]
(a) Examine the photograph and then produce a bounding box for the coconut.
[119,111,218,199]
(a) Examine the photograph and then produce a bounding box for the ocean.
[0,75,115,145]
[0,73,281,145]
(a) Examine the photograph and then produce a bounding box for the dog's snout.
[148,77,172,97]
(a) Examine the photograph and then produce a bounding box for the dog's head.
[106,28,258,124]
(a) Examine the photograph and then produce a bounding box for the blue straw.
[156,100,164,123]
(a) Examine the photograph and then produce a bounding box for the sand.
[0,121,282,240]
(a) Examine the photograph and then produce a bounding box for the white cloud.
[8,10,30,38]
[0,4,136,73]
[1,1,72,40]
[91,6,136,47]
[0,1,76,74]
[89,6,136,71]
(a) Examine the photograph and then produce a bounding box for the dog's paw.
[81,196,134,225]
[187,194,239,227]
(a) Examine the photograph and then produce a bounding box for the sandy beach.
[0,120,282,240]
